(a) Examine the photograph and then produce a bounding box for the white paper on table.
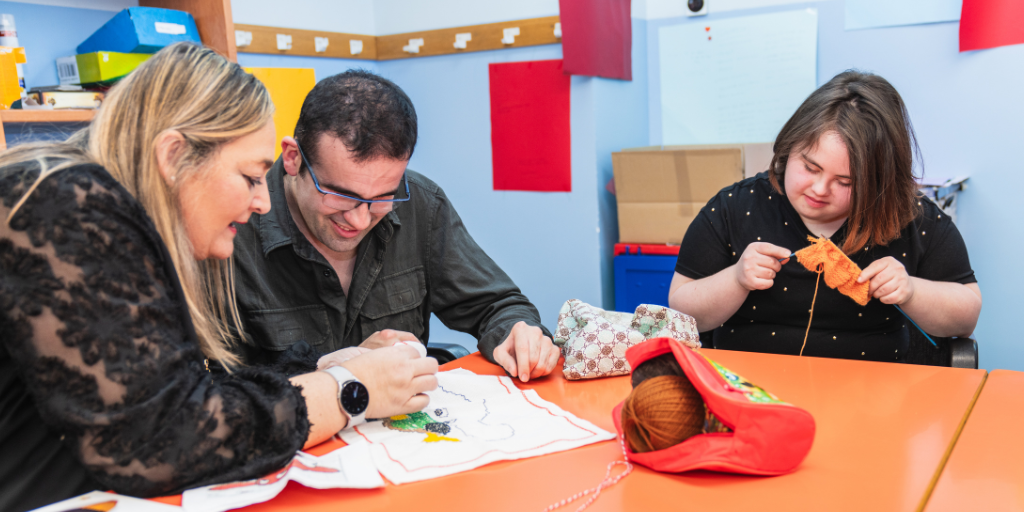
[340,369,615,485]
[845,0,961,31]
[181,443,383,512]
[30,490,182,511]
[659,9,818,145]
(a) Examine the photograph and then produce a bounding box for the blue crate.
[77,7,201,55]
[614,254,677,313]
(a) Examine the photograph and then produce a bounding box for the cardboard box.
[77,7,200,55]
[624,143,775,179]
[612,143,773,244]
[75,51,151,87]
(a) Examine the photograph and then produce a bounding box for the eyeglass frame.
[294,143,411,212]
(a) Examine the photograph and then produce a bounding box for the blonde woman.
[0,43,437,512]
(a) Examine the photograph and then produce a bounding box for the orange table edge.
[924,369,1024,512]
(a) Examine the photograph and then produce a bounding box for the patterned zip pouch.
[553,299,700,381]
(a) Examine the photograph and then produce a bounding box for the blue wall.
[0,1,118,90]
[647,2,1024,371]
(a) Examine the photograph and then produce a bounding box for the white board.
[659,9,818,145]
[845,0,961,31]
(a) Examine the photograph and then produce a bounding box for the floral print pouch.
[553,299,701,381]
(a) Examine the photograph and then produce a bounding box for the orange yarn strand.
[800,265,823,357]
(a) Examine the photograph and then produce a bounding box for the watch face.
[341,381,369,416]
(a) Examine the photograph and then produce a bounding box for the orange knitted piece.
[793,236,870,306]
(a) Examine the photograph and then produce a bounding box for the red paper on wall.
[960,0,1024,51]
[559,0,632,80]
[489,59,572,192]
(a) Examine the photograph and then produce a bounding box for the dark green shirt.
[232,159,549,364]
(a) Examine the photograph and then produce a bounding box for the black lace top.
[0,162,310,512]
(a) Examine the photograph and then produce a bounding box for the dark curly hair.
[293,69,417,169]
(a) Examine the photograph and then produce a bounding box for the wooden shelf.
[234,24,377,60]
[236,16,561,62]
[0,110,96,123]
[376,16,561,61]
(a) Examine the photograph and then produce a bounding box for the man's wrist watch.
[321,366,370,427]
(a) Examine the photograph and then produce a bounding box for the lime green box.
[75,51,150,86]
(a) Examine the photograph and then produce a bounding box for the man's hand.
[492,321,560,383]
[359,329,420,350]
[859,256,915,305]
[340,344,438,419]
[733,242,791,291]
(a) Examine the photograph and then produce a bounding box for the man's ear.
[281,137,301,177]
[154,130,186,187]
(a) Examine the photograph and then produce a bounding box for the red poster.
[960,0,1024,51]
[559,0,632,80]
[489,59,572,192]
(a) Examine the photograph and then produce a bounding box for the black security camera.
[688,0,704,13]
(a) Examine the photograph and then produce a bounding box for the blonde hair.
[2,43,274,367]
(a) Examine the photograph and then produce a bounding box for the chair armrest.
[949,337,978,369]
[427,342,472,365]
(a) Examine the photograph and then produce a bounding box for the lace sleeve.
[0,163,310,497]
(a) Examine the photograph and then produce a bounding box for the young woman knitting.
[668,71,981,361]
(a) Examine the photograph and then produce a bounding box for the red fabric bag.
[613,338,815,475]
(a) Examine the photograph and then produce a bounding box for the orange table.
[170,350,985,512]
[925,369,1024,511]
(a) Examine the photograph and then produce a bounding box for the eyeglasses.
[296,143,411,214]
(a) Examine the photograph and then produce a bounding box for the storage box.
[612,143,773,244]
[614,254,678,313]
[77,7,200,55]
[75,51,151,87]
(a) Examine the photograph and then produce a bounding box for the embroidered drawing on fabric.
[383,412,459,442]
[340,369,615,485]
[446,398,515,441]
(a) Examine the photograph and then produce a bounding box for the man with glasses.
[232,70,559,383]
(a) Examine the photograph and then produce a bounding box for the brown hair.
[768,70,922,254]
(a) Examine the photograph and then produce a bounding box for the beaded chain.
[543,435,634,512]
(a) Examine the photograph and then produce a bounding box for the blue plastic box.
[77,7,201,55]
[614,254,677,313]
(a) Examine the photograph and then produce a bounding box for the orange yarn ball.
[620,375,705,453]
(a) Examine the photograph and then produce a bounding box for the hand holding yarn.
[858,256,915,305]
[734,242,792,291]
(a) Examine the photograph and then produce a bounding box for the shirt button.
[323,270,331,277]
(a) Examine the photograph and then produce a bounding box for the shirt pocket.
[359,266,427,341]
[245,305,334,351]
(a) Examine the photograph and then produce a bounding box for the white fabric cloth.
[181,444,383,512]
[339,369,615,484]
